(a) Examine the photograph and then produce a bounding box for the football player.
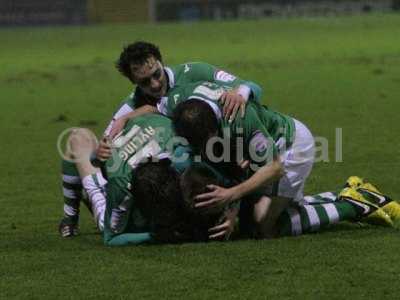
[176,164,400,239]
[59,41,263,236]
[169,81,400,237]
[102,79,313,238]
[62,113,180,244]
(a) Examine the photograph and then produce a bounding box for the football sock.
[302,192,338,204]
[81,172,107,232]
[61,159,82,221]
[278,192,359,236]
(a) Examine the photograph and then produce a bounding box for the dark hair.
[116,41,163,81]
[179,163,226,241]
[131,159,188,243]
[172,99,219,152]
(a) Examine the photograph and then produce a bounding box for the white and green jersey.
[160,81,295,174]
[103,114,177,245]
[103,62,262,136]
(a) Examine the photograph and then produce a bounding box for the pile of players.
[59,41,400,246]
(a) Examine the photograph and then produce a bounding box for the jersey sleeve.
[103,179,129,245]
[244,81,262,102]
[103,91,136,136]
[240,105,278,169]
[103,86,160,136]
[105,232,152,246]
[184,62,262,102]
[103,179,152,246]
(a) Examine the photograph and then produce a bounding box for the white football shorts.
[266,119,315,202]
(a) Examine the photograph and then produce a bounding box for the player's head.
[116,41,167,99]
[180,163,227,241]
[172,99,219,153]
[131,158,189,243]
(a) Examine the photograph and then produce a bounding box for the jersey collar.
[164,66,175,89]
[188,96,222,121]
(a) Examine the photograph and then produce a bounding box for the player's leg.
[277,184,400,236]
[277,199,359,236]
[59,128,98,237]
[68,128,107,232]
[255,118,315,238]
[292,175,400,234]
[244,193,338,238]
[243,189,362,237]
[253,195,291,238]
[59,128,107,236]
[59,156,83,237]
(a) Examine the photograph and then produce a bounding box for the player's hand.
[208,208,238,240]
[109,117,128,139]
[194,185,237,209]
[95,137,112,161]
[220,91,246,122]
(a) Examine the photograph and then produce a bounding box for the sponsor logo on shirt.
[250,130,269,153]
[214,70,236,82]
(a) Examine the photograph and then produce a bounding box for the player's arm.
[95,91,136,162]
[185,62,262,100]
[97,88,158,160]
[103,91,137,137]
[235,107,284,197]
[229,158,283,201]
[195,107,283,209]
[107,105,158,139]
[194,159,282,209]
[220,79,263,121]
[103,84,160,136]
[185,62,263,119]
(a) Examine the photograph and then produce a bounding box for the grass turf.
[1,13,400,299]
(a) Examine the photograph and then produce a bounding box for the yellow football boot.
[381,202,400,229]
[357,181,400,229]
[339,187,393,227]
[344,176,364,189]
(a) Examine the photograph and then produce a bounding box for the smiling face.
[130,56,168,99]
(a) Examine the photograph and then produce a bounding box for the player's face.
[131,57,167,99]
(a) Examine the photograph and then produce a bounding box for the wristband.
[237,84,251,102]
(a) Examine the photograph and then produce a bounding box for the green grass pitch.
[1,14,400,299]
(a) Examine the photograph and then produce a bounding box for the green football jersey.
[161,81,295,171]
[104,62,262,136]
[103,113,176,245]
[228,102,296,172]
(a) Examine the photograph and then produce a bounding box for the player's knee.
[70,128,95,142]
[253,196,289,239]
[253,196,271,225]
[66,128,97,153]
